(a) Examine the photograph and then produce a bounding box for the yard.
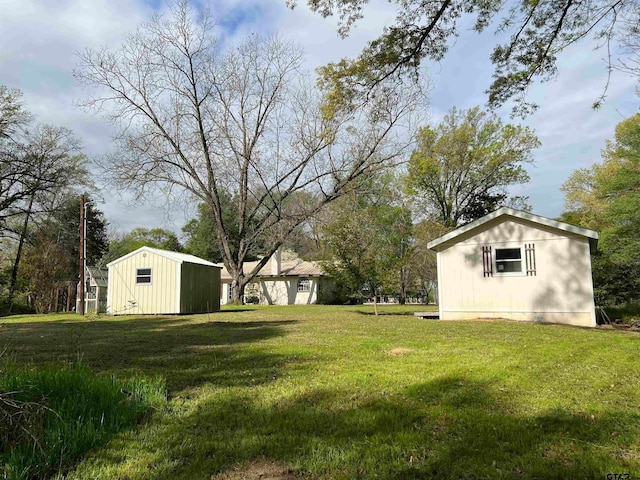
[2,305,640,479]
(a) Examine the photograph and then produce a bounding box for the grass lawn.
[1,304,640,479]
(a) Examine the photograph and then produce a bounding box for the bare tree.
[1,124,88,313]
[0,86,30,140]
[76,1,424,302]
[1,125,86,234]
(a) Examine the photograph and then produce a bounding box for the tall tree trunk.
[230,275,247,304]
[6,195,34,315]
[399,266,407,305]
[373,290,378,316]
[54,288,60,313]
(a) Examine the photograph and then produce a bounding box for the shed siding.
[438,217,596,327]
[180,263,221,313]
[108,250,177,314]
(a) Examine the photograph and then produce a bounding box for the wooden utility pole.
[79,194,85,315]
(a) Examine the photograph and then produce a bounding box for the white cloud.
[0,0,638,234]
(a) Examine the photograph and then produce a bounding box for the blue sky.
[0,0,638,235]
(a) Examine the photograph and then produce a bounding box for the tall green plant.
[0,361,165,480]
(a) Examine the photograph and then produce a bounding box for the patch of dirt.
[214,459,297,480]
[598,322,640,333]
[387,347,414,356]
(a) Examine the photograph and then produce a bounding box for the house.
[106,246,221,315]
[219,250,332,305]
[76,266,108,314]
[427,207,598,327]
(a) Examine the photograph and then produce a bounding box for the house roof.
[427,207,599,252]
[107,246,221,268]
[218,256,325,281]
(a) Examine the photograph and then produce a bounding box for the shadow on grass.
[218,308,261,313]
[352,310,425,317]
[0,318,297,392]
[71,376,640,479]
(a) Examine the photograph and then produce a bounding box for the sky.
[0,0,638,236]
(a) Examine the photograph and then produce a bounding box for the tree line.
[2,0,639,314]
[561,113,640,307]
[0,84,540,313]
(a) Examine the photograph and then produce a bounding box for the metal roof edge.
[427,207,599,252]
[107,246,221,268]
[106,246,152,267]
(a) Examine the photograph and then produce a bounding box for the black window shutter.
[482,246,493,277]
[525,243,536,276]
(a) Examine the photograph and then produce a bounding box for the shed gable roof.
[107,246,221,268]
[427,207,598,252]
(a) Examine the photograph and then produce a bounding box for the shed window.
[136,268,152,284]
[297,279,310,292]
[495,248,522,273]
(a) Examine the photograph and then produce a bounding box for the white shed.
[427,207,599,327]
[107,247,221,315]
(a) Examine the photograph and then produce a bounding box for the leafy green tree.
[20,231,71,314]
[561,113,640,306]
[321,187,413,314]
[182,191,266,263]
[560,165,610,231]
[103,228,183,264]
[404,219,450,304]
[182,204,220,263]
[296,0,640,115]
[39,194,109,271]
[407,106,539,228]
[598,114,640,261]
[6,195,108,314]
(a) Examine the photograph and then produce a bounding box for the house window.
[228,285,234,301]
[495,248,523,274]
[136,268,152,284]
[297,279,310,292]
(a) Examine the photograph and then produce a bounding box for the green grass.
[1,304,639,479]
[0,361,166,480]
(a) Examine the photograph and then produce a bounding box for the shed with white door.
[107,246,221,315]
[427,207,599,327]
